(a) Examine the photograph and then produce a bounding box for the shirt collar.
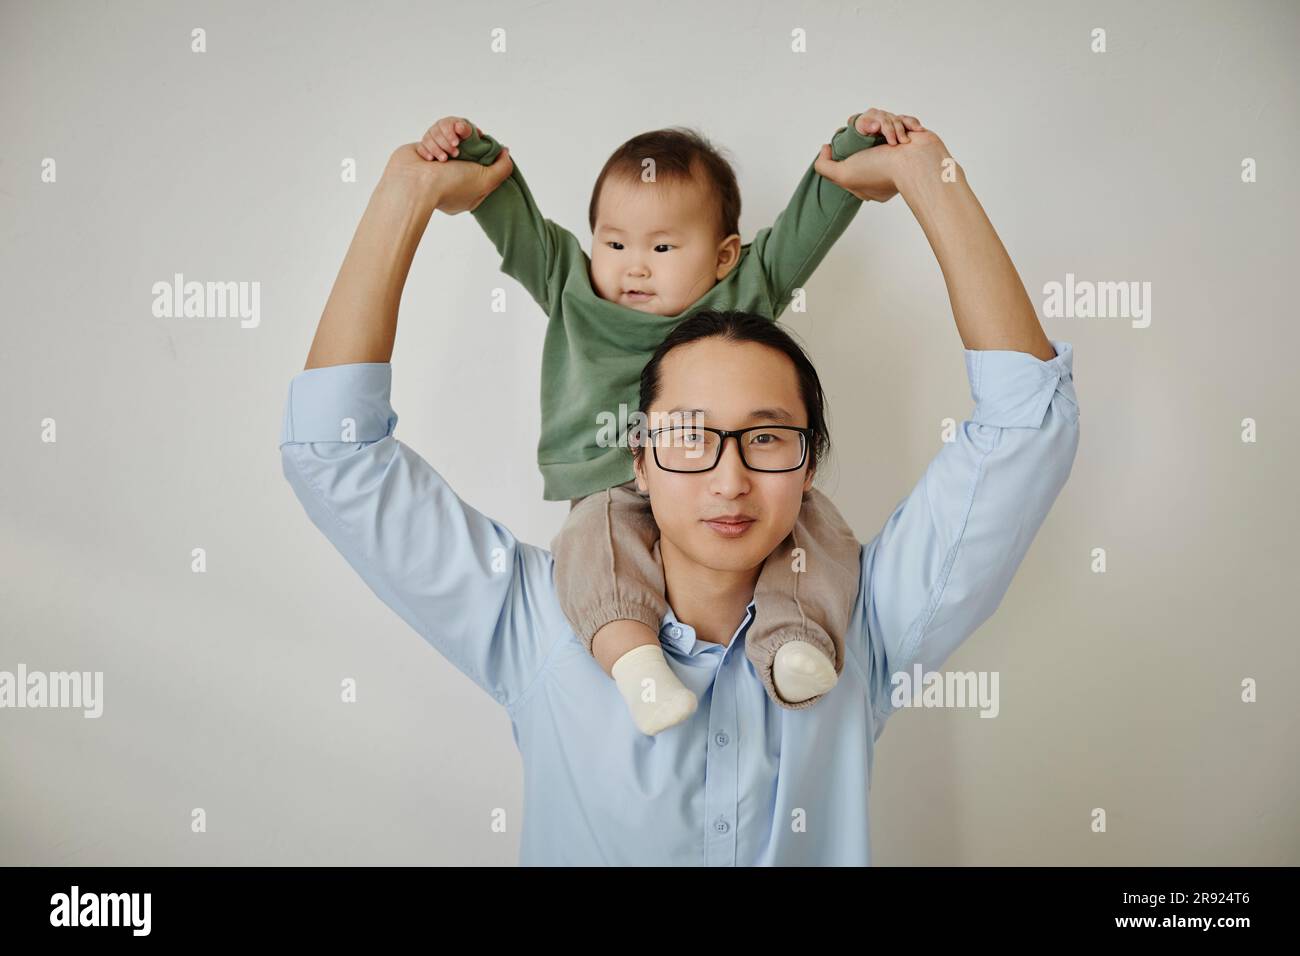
[658,600,757,657]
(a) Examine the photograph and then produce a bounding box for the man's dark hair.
[588,128,741,240]
[631,309,831,474]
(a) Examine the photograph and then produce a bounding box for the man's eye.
[654,244,674,253]
[749,432,783,445]
[606,241,624,250]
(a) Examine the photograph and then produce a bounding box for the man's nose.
[709,437,750,497]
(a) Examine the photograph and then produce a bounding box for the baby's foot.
[773,640,838,703]
[611,644,698,735]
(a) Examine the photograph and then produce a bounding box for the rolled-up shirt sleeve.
[278,362,559,710]
[859,340,1080,726]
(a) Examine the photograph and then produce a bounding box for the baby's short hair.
[588,127,741,239]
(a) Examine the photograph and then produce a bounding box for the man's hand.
[382,142,513,215]
[815,107,942,203]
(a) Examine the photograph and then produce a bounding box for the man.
[279,118,1079,865]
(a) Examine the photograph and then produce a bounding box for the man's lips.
[702,515,756,538]
[623,290,653,301]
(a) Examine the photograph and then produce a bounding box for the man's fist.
[815,107,945,203]
[383,142,513,214]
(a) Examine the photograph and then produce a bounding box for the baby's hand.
[849,107,925,145]
[416,116,480,162]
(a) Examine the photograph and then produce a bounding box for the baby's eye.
[654,244,674,253]
[606,241,624,250]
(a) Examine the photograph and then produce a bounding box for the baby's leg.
[747,487,863,710]
[551,480,695,734]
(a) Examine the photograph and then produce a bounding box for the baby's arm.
[417,116,579,314]
[752,107,920,317]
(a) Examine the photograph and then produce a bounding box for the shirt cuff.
[965,340,1076,429]
[279,362,399,446]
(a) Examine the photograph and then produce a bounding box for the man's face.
[589,173,739,317]
[633,337,815,578]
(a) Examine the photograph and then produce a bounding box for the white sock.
[611,644,698,735]
[773,640,838,703]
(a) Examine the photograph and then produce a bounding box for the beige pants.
[551,479,862,710]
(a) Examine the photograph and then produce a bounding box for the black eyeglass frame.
[638,424,814,474]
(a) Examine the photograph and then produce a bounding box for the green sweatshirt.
[456,117,882,501]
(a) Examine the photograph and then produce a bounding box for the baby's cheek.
[681,266,719,306]
[588,258,615,302]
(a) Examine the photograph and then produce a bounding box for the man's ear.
[715,233,742,280]
[802,466,816,494]
[633,451,650,494]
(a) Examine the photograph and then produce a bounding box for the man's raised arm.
[304,144,511,369]
[816,127,1056,360]
[819,128,1078,728]
[282,144,559,711]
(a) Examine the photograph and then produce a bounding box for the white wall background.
[1,0,1296,865]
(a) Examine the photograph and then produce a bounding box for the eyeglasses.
[641,425,812,474]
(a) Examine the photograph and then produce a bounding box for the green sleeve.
[454,121,577,314]
[751,114,885,318]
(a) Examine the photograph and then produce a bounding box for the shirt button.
[669,625,681,639]
[714,731,729,747]
[713,818,730,834]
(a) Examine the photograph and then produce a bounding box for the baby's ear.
[716,233,742,277]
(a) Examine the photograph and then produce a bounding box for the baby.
[415,107,923,734]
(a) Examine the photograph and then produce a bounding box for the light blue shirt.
[279,340,1079,865]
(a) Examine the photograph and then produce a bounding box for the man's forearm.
[896,149,1055,361]
[305,171,441,370]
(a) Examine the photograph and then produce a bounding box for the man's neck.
[660,540,761,647]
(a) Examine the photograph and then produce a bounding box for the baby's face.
[590,174,738,316]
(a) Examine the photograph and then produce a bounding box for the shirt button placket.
[703,648,740,865]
